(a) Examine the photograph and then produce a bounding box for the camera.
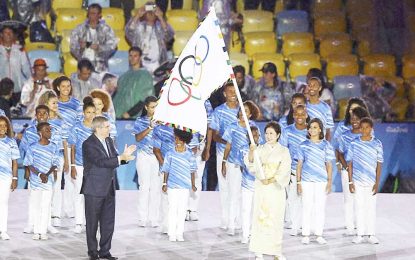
[145,4,156,11]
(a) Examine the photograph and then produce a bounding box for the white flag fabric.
[153,8,233,136]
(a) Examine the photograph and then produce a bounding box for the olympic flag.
[153,8,233,136]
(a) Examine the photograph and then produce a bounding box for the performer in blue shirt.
[222,100,260,235]
[306,77,334,141]
[336,107,369,236]
[24,122,60,240]
[133,96,160,228]
[68,97,95,234]
[209,82,239,229]
[297,118,335,245]
[161,129,197,242]
[279,93,307,129]
[279,105,308,236]
[0,116,19,240]
[347,117,383,245]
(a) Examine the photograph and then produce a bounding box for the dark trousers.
[84,192,116,257]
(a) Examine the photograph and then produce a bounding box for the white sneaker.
[301,236,310,244]
[138,220,146,227]
[0,232,10,240]
[32,234,41,240]
[352,235,364,244]
[169,236,176,242]
[316,236,327,245]
[40,234,48,240]
[74,224,82,234]
[185,210,190,221]
[52,217,61,227]
[368,235,380,244]
[290,229,298,236]
[47,225,59,234]
[23,226,33,234]
[227,228,235,236]
[189,211,199,221]
[177,236,184,242]
[241,236,249,244]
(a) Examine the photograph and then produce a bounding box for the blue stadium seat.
[108,51,129,76]
[88,0,110,8]
[333,76,362,100]
[28,50,61,72]
[276,10,309,37]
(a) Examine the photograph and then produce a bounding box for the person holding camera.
[125,1,174,74]
[20,59,53,118]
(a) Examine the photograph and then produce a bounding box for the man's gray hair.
[91,116,109,132]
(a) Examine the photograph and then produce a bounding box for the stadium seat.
[357,38,371,57]
[244,32,277,58]
[288,53,321,80]
[168,0,192,10]
[28,50,61,72]
[346,0,373,16]
[363,54,396,77]
[336,98,348,120]
[374,76,405,98]
[326,54,359,81]
[332,76,362,100]
[251,52,285,80]
[47,72,65,80]
[55,8,87,35]
[134,0,148,8]
[241,10,274,33]
[391,97,409,121]
[52,0,83,10]
[408,79,415,104]
[228,31,243,53]
[314,14,346,40]
[312,0,343,13]
[108,51,129,76]
[63,53,78,76]
[276,10,309,37]
[281,32,314,57]
[402,55,415,80]
[59,30,72,53]
[173,31,193,56]
[88,0,110,8]
[114,30,131,51]
[229,52,250,72]
[102,8,125,31]
[319,32,352,60]
[166,10,198,32]
[25,41,56,52]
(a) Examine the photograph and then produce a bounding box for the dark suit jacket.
[81,134,124,197]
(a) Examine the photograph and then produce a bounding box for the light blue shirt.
[161,149,197,189]
[346,137,384,186]
[297,139,335,182]
[279,116,288,129]
[0,137,20,181]
[332,120,349,150]
[49,118,67,150]
[280,124,308,172]
[209,103,239,154]
[24,142,60,190]
[133,116,154,155]
[307,100,334,131]
[241,148,255,192]
[222,121,250,166]
[153,124,175,158]
[337,130,361,160]
[58,97,82,131]
[68,121,93,165]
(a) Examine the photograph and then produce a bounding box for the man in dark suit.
[82,116,136,260]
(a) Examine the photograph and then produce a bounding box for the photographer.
[20,59,52,118]
[125,1,174,74]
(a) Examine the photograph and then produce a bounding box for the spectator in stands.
[125,1,174,74]
[361,76,393,122]
[0,77,14,120]
[101,73,118,97]
[0,21,32,105]
[70,59,101,101]
[20,59,53,118]
[234,65,255,101]
[0,0,10,22]
[307,68,336,116]
[70,3,117,72]
[253,62,294,121]
[113,47,154,119]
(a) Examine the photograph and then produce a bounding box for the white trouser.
[341,169,355,231]
[227,162,242,230]
[26,182,35,228]
[188,155,204,212]
[216,152,229,227]
[160,174,169,232]
[167,189,189,238]
[51,155,64,218]
[354,184,377,236]
[241,187,254,239]
[0,177,12,232]
[73,165,85,225]
[136,151,160,224]
[301,182,327,236]
[31,189,53,235]
[63,147,75,218]
[287,173,302,231]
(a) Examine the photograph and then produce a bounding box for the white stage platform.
[1,191,415,259]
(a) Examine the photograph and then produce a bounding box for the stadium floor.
[1,191,415,259]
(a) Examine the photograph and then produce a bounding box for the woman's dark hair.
[264,121,281,141]
[174,128,193,144]
[351,106,369,120]
[239,100,262,120]
[286,93,307,125]
[52,76,72,97]
[0,77,14,96]
[248,125,259,145]
[83,96,96,112]
[141,95,158,117]
[35,104,50,114]
[129,46,143,56]
[344,97,369,126]
[360,117,374,128]
[36,122,50,132]
[307,118,325,140]
[0,115,13,138]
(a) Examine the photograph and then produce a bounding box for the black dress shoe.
[99,255,118,260]
[89,255,99,260]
